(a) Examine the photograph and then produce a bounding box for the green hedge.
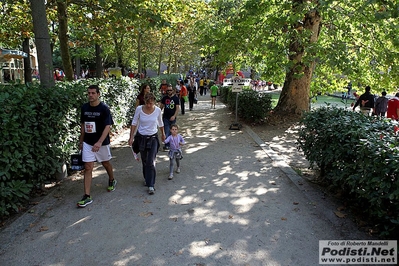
[219,86,272,122]
[140,74,181,102]
[297,106,399,236]
[0,77,138,218]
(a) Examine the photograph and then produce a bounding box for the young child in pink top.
[164,124,185,180]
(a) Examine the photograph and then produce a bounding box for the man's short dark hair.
[88,85,100,93]
[382,91,387,96]
[395,92,399,98]
[365,86,371,92]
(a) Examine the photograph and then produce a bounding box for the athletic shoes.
[107,179,117,192]
[77,195,93,208]
[148,187,155,195]
[168,175,173,180]
[176,167,181,173]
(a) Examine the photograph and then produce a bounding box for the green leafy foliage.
[237,89,272,122]
[0,180,33,217]
[1,84,66,186]
[0,77,138,219]
[47,77,139,158]
[219,86,230,103]
[298,106,399,236]
[220,86,272,123]
[158,74,181,88]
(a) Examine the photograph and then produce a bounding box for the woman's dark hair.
[140,84,150,95]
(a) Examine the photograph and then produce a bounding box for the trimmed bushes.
[220,86,272,122]
[297,106,399,236]
[0,77,138,218]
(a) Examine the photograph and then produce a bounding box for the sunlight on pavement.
[189,241,221,257]
[67,216,91,228]
[184,142,208,154]
[231,196,259,213]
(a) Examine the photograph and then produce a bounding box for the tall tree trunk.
[137,32,142,74]
[173,54,178,73]
[214,66,220,81]
[250,68,255,80]
[75,57,81,79]
[29,0,54,88]
[166,34,177,74]
[142,58,147,77]
[167,52,172,74]
[57,0,73,81]
[157,38,165,75]
[275,3,321,116]
[112,34,124,75]
[95,44,102,78]
[22,38,32,83]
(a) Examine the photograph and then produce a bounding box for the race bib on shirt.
[84,122,96,133]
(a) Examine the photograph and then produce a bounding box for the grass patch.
[312,95,354,109]
[267,91,354,109]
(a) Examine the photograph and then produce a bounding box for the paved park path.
[0,94,373,266]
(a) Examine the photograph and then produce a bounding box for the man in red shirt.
[179,80,188,115]
[387,92,399,120]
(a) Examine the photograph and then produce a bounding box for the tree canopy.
[1,0,398,114]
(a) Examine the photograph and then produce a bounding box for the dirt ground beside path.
[0,94,374,265]
[248,114,378,235]
[248,116,317,182]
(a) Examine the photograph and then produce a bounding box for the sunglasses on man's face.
[167,90,172,92]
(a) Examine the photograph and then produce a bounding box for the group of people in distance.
[352,85,399,120]
[76,78,219,207]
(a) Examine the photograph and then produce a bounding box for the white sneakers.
[148,187,155,194]
[167,168,181,181]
